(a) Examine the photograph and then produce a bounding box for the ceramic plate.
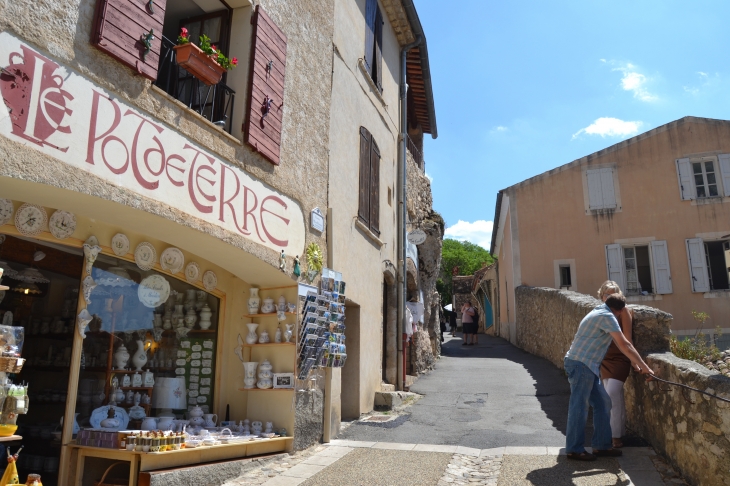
[89,405,130,430]
[48,210,77,239]
[202,270,217,291]
[134,242,157,271]
[0,199,14,226]
[185,262,200,283]
[138,274,171,308]
[14,203,47,236]
[160,247,185,274]
[111,233,130,256]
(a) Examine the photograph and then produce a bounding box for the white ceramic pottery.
[245,323,259,344]
[258,330,270,344]
[172,304,184,327]
[114,344,130,369]
[251,421,263,436]
[199,304,212,329]
[132,340,147,371]
[184,308,197,329]
[157,416,174,431]
[153,313,162,329]
[132,372,142,387]
[257,359,273,389]
[141,417,157,430]
[242,362,258,389]
[142,371,155,387]
[248,288,261,314]
[275,326,282,343]
[277,295,286,312]
[203,413,218,428]
[184,289,196,312]
[284,324,293,343]
[261,298,275,314]
[264,422,274,434]
[189,405,204,419]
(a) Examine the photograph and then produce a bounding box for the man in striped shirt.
[564,293,654,461]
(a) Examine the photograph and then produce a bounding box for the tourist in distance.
[449,310,457,335]
[564,293,654,461]
[460,301,476,346]
[597,281,633,449]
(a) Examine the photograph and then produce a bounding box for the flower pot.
[174,43,225,86]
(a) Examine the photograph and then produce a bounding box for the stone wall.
[514,286,730,486]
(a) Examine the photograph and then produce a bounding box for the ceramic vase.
[199,304,212,330]
[242,362,258,389]
[245,323,259,344]
[258,330,270,344]
[257,359,273,389]
[275,326,282,343]
[172,304,184,328]
[132,340,147,371]
[261,298,275,314]
[277,295,286,312]
[195,290,207,311]
[184,309,197,329]
[284,324,293,343]
[114,344,130,370]
[248,288,261,314]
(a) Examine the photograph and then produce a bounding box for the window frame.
[605,240,672,296]
[363,0,384,93]
[691,159,720,199]
[358,126,381,235]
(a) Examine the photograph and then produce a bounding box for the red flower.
[231,57,238,66]
[180,27,188,37]
[211,45,218,53]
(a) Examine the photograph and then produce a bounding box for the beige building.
[490,117,730,345]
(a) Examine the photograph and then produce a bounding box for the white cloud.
[489,125,508,135]
[611,63,657,102]
[683,71,719,96]
[572,117,643,140]
[444,220,493,249]
[425,172,433,183]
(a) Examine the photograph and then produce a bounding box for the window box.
[173,42,225,86]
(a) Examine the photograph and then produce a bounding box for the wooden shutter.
[605,244,626,290]
[718,154,730,197]
[586,169,604,209]
[599,168,617,208]
[676,158,695,200]
[91,0,166,81]
[244,5,287,166]
[650,240,673,294]
[358,127,371,225]
[369,138,381,234]
[364,0,377,72]
[374,6,383,91]
[685,238,710,292]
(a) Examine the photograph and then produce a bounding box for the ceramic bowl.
[260,433,276,439]
[0,425,18,437]
[185,439,201,448]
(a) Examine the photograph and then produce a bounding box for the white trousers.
[601,378,626,438]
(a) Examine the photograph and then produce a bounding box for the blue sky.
[419,0,730,250]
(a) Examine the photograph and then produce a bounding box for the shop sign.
[0,33,305,254]
[407,229,427,245]
[310,208,325,233]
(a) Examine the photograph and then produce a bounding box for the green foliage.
[438,239,494,306]
[670,311,723,364]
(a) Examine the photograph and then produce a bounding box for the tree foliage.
[436,239,494,307]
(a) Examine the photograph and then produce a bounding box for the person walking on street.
[597,281,634,449]
[564,293,654,462]
[461,301,476,346]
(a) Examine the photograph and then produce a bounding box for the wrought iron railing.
[406,134,425,171]
[155,36,235,134]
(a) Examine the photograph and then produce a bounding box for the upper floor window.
[676,155,730,200]
[364,0,384,92]
[358,127,381,235]
[605,241,673,295]
[586,168,617,210]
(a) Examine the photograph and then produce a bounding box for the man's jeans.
[564,358,612,453]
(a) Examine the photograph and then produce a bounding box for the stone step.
[380,383,395,392]
[374,391,419,410]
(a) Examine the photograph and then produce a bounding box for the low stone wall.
[515,286,730,486]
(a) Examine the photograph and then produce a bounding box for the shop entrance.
[340,304,360,420]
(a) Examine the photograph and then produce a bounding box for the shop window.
[0,234,83,484]
[75,254,220,435]
[685,237,730,292]
[364,0,384,92]
[605,241,673,295]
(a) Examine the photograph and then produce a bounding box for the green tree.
[436,239,494,307]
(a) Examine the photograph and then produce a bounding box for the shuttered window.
[586,168,617,210]
[363,0,384,92]
[686,238,710,292]
[91,0,167,81]
[605,241,673,295]
[677,155,730,200]
[358,127,381,234]
[244,5,287,166]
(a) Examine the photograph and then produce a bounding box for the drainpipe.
[397,35,422,392]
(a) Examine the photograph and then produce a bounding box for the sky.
[418,0,730,251]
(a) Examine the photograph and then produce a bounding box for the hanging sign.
[407,229,427,245]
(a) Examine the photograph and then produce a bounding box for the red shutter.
[91,0,166,81]
[244,6,287,166]
[358,127,371,225]
[369,138,381,234]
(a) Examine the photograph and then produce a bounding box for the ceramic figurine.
[284,324,293,343]
[261,298,275,313]
[275,326,282,343]
[279,249,286,272]
[293,255,301,277]
[251,421,263,436]
[248,288,261,314]
[77,309,92,339]
[258,330,270,344]
[235,334,245,363]
[242,419,251,435]
[152,328,164,343]
[264,422,274,434]
[114,344,130,370]
[132,340,148,371]
[83,241,102,276]
[245,323,259,344]
[199,304,212,330]
[287,302,296,313]
[242,362,258,389]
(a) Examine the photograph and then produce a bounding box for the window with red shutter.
[358,127,381,234]
[91,0,167,81]
[244,5,287,166]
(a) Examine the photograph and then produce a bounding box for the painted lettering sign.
[0,33,304,254]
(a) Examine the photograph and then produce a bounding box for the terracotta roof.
[406,47,433,135]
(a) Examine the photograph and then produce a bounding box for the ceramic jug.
[132,340,147,371]
[203,413,218,428]
[113,344,130,369]
[248,288,261,314]
[284,324,294,343]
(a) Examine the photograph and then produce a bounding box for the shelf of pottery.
[235,286,298,436]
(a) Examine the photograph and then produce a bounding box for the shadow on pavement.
[520,456,629,486]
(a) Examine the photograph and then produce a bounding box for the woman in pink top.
[461,301,476,346]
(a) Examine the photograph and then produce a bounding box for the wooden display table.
[69,437,293,485]
[0,435,22,442]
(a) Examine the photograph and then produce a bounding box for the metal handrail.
[406,134,425,171]
[155,36,235,134]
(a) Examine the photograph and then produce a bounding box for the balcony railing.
[155,36,235,134]
[406,134,425,172]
